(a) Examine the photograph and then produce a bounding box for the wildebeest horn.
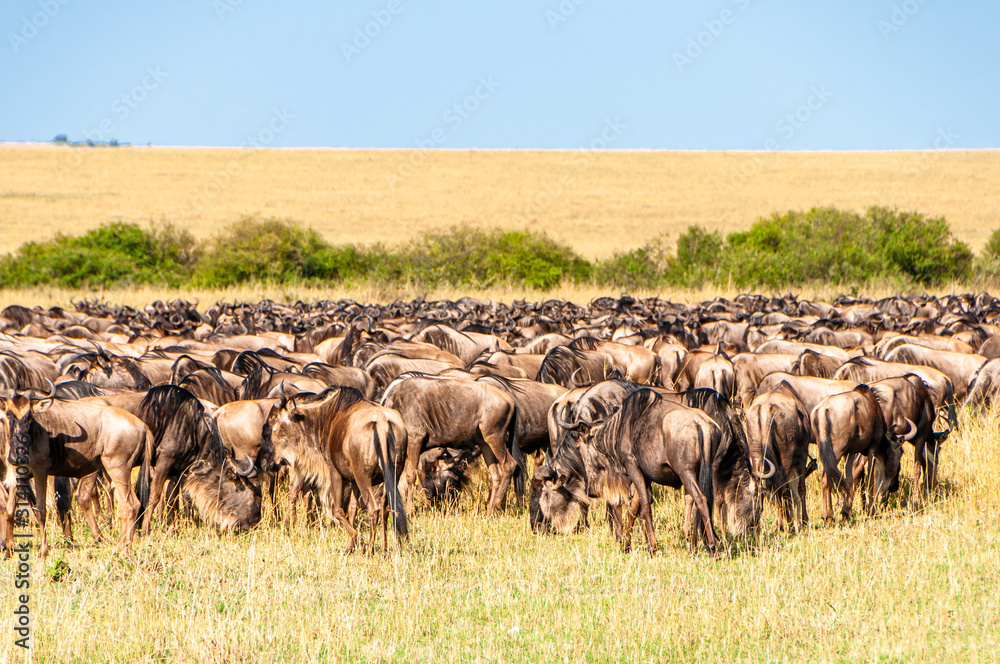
[555,404,584,431]
[235,451,256,478]
[43,378,56,399]
[755,457,776,480]
[899,417,919,442]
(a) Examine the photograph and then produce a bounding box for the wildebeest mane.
[536,345,589,384]
[568,336,602,351]
[233,351,276,376]
[237,365,271,400]
[52,381,115,399]
[291,385,366,410]
[474,373,527,396]
[139,384,223,464]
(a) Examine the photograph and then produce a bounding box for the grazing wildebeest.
[812,385,904,522]
[267,386,408,551]
[744,381,812,529]
[84,386,261,533]
[868,374,949,501]
[380,374,522,514]
[548,388,721,554]
[537,382,759,541]
[1,391,152,557]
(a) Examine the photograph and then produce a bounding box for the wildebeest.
[548,388,722,554]
[1,391,152,557]
[381,374,522,514]
[812,385,904,522]
[744,381,812,529]
[84,385,261,533]
[868,374,949,500]
[267,386,408,551]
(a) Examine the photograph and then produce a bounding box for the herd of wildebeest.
[2,292,999,558]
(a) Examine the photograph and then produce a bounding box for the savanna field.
[2,145,1000,663]
[7,411,1000,664]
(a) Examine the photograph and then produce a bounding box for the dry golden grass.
[4,405,999,663]
[0,279,986,312]
[2,144,999,260]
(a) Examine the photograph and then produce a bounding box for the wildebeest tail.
[508,406,525,503]
[374,421,408,541]
[135,426,154,521]
[817,408,846,495]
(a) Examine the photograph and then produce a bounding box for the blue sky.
[2,0,997,149]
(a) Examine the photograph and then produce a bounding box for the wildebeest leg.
[621,489,643,552]
[798,471,809,525]
[481,425,517,516]
[329,471,359,552]
[606,503,623,543]
[841,453,859,520]
[400,431,427,513]
[682,494,693,538]
[286,480,302,527]
[54,477,74,543]
[819,470,834,523]
[75,474,104,544]
[142,462,172,534]
[0,481,8,556]
[352,464,383,552]
[163,479,182,528]
[105,464,140,548]
[787,467,804,530]
[676,469,717,555]
[305,491,319,526]
[623,465,658,555]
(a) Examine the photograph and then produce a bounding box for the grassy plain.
[3,143,1000,662]
[3,406,999,663]
[2,144,999,262]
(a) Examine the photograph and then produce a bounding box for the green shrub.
[0,209,977,291]
[660,207,972,289]
[0,221,195,288]
[404,227,590,289]
[194,217,336,286]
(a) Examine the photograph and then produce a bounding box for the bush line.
[1,207,996,291]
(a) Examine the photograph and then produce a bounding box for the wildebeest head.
[529,460,588,535]
[1,387,53,467]
[183,450,262,532]
[81,354,152,391]
[418,446,479,502]
[266,387,365,471]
